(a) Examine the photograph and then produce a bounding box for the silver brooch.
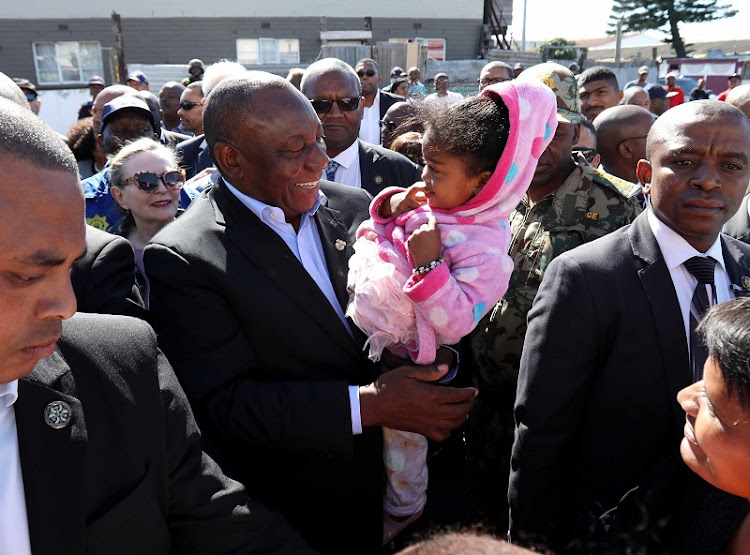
[374,175,384,185]
[44,401,72,429]
[742,276,750,291]
[335,239,346,251]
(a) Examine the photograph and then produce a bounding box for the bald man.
[478,61,513,91]
[510,100,750,552]
[593,105,654,183]
[621,86,650,111]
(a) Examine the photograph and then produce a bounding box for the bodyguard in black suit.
[509,101,750,552]
[144,72,476,553]
[71,225,146,319]
[355,58,405,146]
[176,133,212,180]
[724,194,750,245]
[301,58,422,196]
[0,103,310,554]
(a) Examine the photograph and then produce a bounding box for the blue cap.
[101,95,155,131]
[126,70,148,84]
[645,83,667,99]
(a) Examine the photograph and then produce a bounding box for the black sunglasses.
[379,120,397,130]
[357,70,376,78]
[123,170,185,193]
[309,97,361,115]
[179,100,202,111]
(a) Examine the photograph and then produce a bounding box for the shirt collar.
[647,208,726,271]
[0,380,19,408]
[222,178,326,227]
[331,139,360,169]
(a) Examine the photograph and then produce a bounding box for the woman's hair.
[109,138,180,235]
[698,297,750,407]
[423,95,510,176]
[67,117,96,161]
[390,132,424,167]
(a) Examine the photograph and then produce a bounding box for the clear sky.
[509,0,748,43]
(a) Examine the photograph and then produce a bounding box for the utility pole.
[111,11,126,84]
[521,0,528,52]
[615,18,622,65]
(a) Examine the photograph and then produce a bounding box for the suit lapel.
[16,351,87,554]
[358,141,382,197]
[212,180,358,355]
[315,201,354,312]
[629,215,691,431]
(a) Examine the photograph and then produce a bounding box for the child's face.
[420,135,489,210]
[678,356,750,499]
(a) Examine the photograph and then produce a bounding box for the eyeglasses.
[309,97,361,115]
[379,120,397,130]
[479,77,511,86]
[122,170,185,193]
[357,70,376,78]
[575,147,598,164]
[179,100,202,111]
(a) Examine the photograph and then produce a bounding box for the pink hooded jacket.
[346,80,558,364]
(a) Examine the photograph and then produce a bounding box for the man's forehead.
[652,112,750,151]
[582,80,614,92]
[306,71,359,96]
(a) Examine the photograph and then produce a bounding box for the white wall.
[38,88,91,136]
[2,0,483,20]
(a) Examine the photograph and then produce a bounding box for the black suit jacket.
[723,195,750,245]
[378,90,406,119]
[17,313,310,554]
[358,139,422,197]
[176,134,213,179]
[509,212,750,552]
[144,179,383,553]
[71,226,146,320]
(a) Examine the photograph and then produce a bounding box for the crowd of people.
[0,52,749,555]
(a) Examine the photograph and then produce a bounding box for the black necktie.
[683,256,716,382]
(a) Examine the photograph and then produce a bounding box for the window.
[236,38,300,65]
[33,41,103,85]
[389,38,446,61]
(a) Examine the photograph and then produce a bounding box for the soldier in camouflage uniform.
[465,63,642,532]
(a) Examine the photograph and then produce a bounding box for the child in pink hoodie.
[346,80,557,540]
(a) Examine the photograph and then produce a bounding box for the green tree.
[609,0,737,58]
[538,37,577,61]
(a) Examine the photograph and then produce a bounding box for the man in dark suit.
[0,100,309,554]
[301,58,422,196]
[176,132,212,180]
[355,57,405,145]
[144,72,476,553]
[71,226,146,319]
[509,101,750,552]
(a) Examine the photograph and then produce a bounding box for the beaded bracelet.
[413,256,445,276]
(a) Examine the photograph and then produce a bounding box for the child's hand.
[407,215,442,269]
[382,183,428,218]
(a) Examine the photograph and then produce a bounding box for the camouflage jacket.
[470,155,641,392]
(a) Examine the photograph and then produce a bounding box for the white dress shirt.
[648,209,734,359]
[224,180,363,434]
[0,380,32,555]
[329,140,362,188]
[359,90,382,145]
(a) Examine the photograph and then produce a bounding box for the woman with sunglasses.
[109,138,185,301]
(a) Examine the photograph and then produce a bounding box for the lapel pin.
[44,400,72,429]
[742,276,750,291]
[335,239,346,251]
[374,175,384,185]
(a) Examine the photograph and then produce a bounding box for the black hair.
[578,66,620,92]
[579,117,596,138]
[697,297,750,407]
[422,95,510,176]
[67,117,96,161]
[0,100,77,173]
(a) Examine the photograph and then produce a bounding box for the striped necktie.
[683,256,716,382]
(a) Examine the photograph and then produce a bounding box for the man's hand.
[406,214,442,268]
[382,183,428,218]
[359,364,477,441]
